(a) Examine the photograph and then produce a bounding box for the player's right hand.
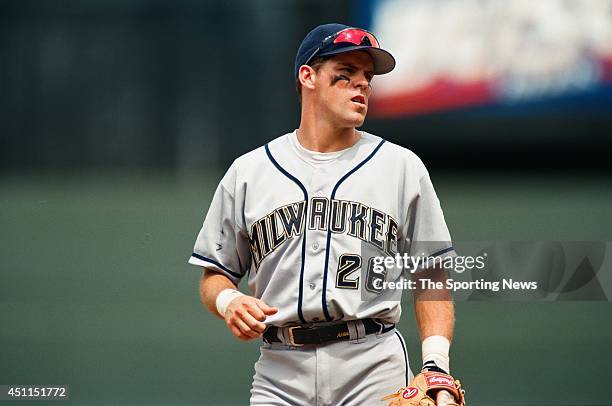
[224,295,278,341]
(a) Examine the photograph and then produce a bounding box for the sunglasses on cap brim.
[305,28,381,66]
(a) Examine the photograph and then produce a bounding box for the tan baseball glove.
[381,371,466,405]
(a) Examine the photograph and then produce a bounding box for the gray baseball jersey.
[189,130,454,327]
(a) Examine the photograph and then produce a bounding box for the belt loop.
[347,321,357,340]
[278,326,288,343]
[279,326,290,345]
[356,320,366,340]
[371,318,385,335]
[348,320,367,344]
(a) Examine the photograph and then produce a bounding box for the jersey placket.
[302,173,332,323]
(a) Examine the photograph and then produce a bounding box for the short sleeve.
[402,171,455,264]
[188,166,250,285]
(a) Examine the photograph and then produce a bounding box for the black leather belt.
[263,319,395,346]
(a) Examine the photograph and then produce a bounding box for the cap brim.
[318,45,396,75]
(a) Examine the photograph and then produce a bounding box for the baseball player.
[189,23,466,405]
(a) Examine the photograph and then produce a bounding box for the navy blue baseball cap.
[294,23,395,78]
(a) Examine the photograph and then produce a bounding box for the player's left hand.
[435,389,460,406]
[381,371,466,405]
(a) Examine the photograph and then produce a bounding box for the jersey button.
[312,242,319,251]
[315,190,324,197]
[309,282,316,290]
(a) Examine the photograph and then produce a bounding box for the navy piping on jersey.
[394,330,409,387]
[321,139,386,321]
[191,253,243,279]
[381,323,395,334]
[430,246,455,257]
[265,143,309,324]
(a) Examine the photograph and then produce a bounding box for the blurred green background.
[1,1,612,405]
[2,174,611,405]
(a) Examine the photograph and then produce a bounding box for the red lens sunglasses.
[305,28,381,65]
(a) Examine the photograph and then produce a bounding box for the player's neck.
[296,121,360,153]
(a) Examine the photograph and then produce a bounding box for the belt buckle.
[287,326,304,347]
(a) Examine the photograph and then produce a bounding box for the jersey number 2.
[335,254,361,289]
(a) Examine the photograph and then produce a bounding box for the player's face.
[314,51,374,128]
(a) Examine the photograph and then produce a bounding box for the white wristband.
[422,335,451,373]
[216,289,244,317]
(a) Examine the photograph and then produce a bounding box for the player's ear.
[298,65,317,91]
